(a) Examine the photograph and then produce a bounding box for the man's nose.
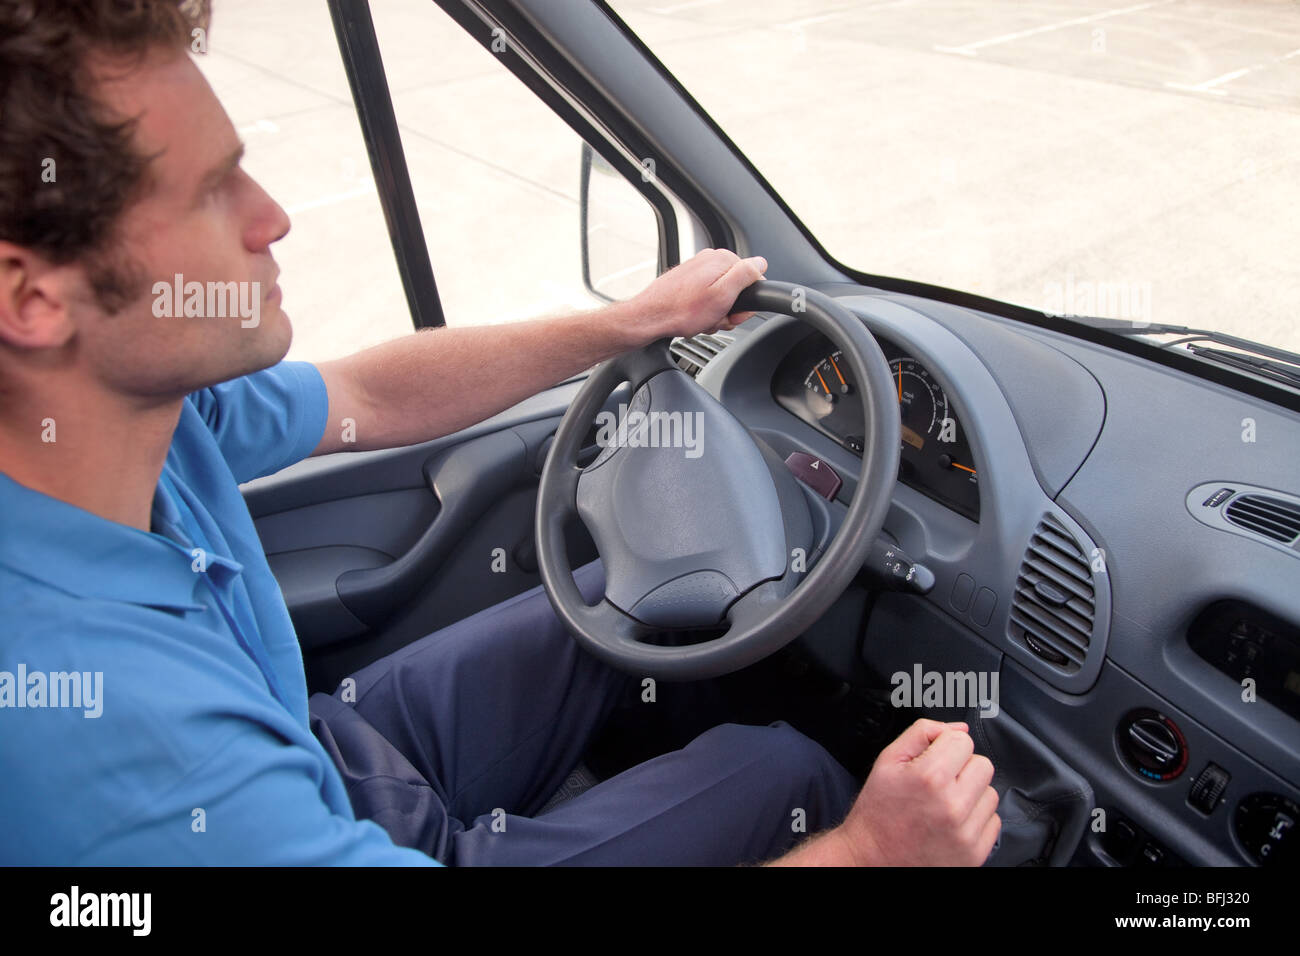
[240,169,291,249]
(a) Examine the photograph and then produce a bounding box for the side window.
[201,0,674,360]
[370,1,658,326]
[197,5,413,362]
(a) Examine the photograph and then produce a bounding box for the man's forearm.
[311,249,769,455]
[313,301,643,454]
[763,827,863,867]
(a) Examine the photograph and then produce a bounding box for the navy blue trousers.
[308,560,859,865]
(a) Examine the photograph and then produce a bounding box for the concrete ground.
[198,0,1300,362]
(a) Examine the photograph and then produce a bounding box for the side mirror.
[579,142,665,302]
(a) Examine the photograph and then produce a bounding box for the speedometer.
[773,332,981,521]
[890,358,947,451]
[887,357,979,511]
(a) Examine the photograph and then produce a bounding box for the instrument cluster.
[771,331,980,521]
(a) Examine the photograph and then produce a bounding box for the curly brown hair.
[0,0,212,312]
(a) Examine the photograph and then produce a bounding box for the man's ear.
[0,243,77,350]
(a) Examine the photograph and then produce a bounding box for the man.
[0,0,1000,865]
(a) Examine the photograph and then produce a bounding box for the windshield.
[606,0,1299,355]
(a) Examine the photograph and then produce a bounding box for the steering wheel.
[535,280,900,681]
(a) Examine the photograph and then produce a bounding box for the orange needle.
[828,355,847,387]
[897,367,902,402]
[815,367,831,396]
[952,462,977,475]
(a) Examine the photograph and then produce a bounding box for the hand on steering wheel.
[535,280,899,681]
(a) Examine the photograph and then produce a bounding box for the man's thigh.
[310,560,634,831]
[446,720,860,866]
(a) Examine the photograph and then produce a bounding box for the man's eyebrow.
[196,142,245,197]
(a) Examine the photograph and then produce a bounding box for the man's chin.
[249,304,293,371]
[219,305,293,385]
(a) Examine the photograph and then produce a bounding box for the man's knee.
[695,721,857,818]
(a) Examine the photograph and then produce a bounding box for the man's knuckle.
[943,798,964,827]
[919,765,946,794]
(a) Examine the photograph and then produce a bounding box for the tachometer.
[804,351,853,403]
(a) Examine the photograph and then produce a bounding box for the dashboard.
[771,331,980,521]
[694,287,1300,868]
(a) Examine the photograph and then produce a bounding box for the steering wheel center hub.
[576,368,787,628]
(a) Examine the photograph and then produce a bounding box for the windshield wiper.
[1183,346,1300,390]
[1062,317,1300,388]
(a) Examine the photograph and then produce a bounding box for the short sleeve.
[187,361,330,483]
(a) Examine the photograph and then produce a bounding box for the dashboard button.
[1188,762,1231,815]
[972,587,997,626]
[1104,818,1140,862]
[783,452,842,501]
[951,573,975,612]
[1139,844,1165,866]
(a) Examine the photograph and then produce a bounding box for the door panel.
[242,379,623,694]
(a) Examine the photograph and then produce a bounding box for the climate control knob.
[1117,708,1188,782]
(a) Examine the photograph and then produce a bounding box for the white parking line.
[236,119,279,137]
[285,180,375,216]
[648,0,722,15]
[775,0,916,32]
[778,12,843,31]
[1166,46,1300,95]
[593,257,658,292]
[934,0,1178,56]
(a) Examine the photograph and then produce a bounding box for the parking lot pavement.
[200,0,1300,360]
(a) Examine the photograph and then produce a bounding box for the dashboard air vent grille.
[1224,494,1300,544]
[1010,513,1095,673]
[670,332,734,378]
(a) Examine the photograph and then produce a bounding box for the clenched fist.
[769,719,1001,867]
[627,248,767,343]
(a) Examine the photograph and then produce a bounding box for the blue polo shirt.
[0,361,438,865]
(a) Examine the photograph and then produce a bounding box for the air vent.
[670,331,734,378]
[1224,494,1300,544]
[1186,482,1300,558]
[1009,514,1096,674]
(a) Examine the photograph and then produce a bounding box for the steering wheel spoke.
[610,337,676,390]
[577,598,657,646]
[724,578,790,632]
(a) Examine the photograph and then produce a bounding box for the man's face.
[74,45,293,399]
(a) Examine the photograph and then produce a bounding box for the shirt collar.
[0,469,208,613]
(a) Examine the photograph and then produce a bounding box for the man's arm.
[311,250,766,456]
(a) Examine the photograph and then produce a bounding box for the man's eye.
[203,178,229,203]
